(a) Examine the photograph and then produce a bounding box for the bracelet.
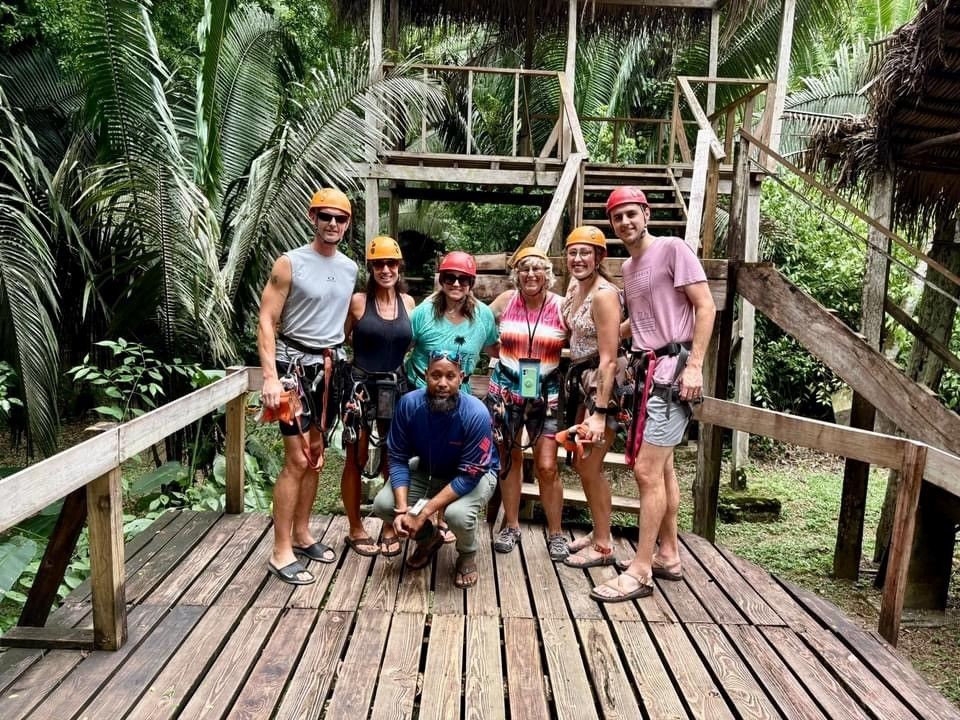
[393,507,409,515]
[593,406,613,416]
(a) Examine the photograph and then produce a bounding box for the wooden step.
[583,184,674,192]
[583,201,682,210]
[584,219,685,229]
[522,444,628,469]
[519,481,640,514]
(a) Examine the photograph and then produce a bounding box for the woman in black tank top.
[341,236,415,557]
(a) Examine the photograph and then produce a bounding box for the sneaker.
[547,534,569,562]
[493,526,522,553]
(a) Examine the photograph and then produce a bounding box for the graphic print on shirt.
[624,266,656,335]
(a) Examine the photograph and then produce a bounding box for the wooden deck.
[1,510,957,720]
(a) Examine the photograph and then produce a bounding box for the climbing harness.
[340,365,406,478]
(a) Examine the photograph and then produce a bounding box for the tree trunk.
[875,210,960,560]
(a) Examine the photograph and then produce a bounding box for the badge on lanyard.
[519,357,541,399]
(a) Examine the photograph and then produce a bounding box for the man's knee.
[443,503,478,536]
[372,483,398,522]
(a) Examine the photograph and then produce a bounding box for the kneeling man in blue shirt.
[373,351,498,588]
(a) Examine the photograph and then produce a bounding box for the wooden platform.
[2,510,957,720]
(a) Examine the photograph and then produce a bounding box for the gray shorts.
[642,393,690,447]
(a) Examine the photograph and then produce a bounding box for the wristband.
[593,406,613,416]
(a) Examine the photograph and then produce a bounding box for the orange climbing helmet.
[512,246,549,266]
[565,225,607,250]
[438,251,477,277]
[308,188,352,218]
[605,186,649,216]
[366,236,403,261]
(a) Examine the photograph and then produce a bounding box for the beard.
[427,393,460,414]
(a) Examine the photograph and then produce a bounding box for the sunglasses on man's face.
[440,273,473,287]
[371,259,399,270]
[315,210,349,225]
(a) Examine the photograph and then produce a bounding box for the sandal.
[344,534,380,557]
[438,522,457,544]
[454,555,478,589]
[380,534,402,557]
[267,560,315,586]
[406,531,444,570]
[493,526,521,554]
[567,533,593,554]
[292,541,336,564]
[590,572,654,603]
[547,533,569,562]
[652,557,683,581]
[563,544,616,569]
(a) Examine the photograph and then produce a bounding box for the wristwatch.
[593,406,613,415]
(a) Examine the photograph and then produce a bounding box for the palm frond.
[0,89,61,455]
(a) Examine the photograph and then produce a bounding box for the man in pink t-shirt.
[590,187,716,604]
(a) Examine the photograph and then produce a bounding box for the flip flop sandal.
[438,523,457,544]
[344,535,380,557]
[652,560,683,581]
[454,556,478,589]
[563,544,616,569]
[406,532,444,570]
[292,541,336,564]
[381,535,402,557]
[589,573,654,603]
[267,560,315,586]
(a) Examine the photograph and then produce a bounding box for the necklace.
[375,293,396,320]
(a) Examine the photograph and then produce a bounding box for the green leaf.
[0,536,38,595]
[131,461,188,497]
[94,405,125,421]
[103,386,123,399]
[5,590,28,603]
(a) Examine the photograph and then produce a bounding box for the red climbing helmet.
[438,251,477,277]
[605,186,649,216]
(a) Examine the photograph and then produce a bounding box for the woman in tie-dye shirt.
[486,247,569,560]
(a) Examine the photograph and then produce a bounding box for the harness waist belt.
[630,341,692,360]
[278,332,339,356]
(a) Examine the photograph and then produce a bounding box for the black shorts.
[276,362,340,437]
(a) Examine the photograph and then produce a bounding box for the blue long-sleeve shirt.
[387,389,499,496]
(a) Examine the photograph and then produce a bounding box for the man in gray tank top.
[257,187,358,585]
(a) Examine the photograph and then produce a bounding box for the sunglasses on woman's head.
[371,259,399,270]
[440,273,473,286]
[315,210,349,225]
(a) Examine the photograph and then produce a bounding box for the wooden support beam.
[86,465,126,650]
[365,0,384,241]
[0,626,95,650]
[534,153,583,253]
[18,488,87,627]
[706,11,720,115]
[596,0,719,8]
[677,78,725,159]
[701,152,720,258]
[356,163,562,186]
[885,299,960,376]
[879,443,926,645]
[684,130,712,252]
[768,0,797,154]
[900,130,960,158]
[225,366,247,514]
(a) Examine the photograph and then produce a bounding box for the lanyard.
[524,293,548,356]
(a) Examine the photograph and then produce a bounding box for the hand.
[261,377,283,409]
[585,413,606,443]
[678,365,704,402]
[393,514,410,538]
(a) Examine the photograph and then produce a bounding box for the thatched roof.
[804,0,960,224]
[331,0,709,43]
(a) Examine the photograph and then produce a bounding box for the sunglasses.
[429,349,462,365]
[371,259,399,270]
[315,210,349,225]
[440,273,473,287]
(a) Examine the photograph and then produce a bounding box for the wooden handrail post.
[86,465,126,650]
[879,442,927,645]
[466,69,474,155]
[669,83,679,165]
[684,129,712,253]
[421,68,428,149]
[512,71,520,157]
[225,366,247,513]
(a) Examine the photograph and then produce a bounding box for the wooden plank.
[694,396,907,469]
[649,623,735,719]
[653,559,713,624]
[521,523,568,619]
[681,533,783,625]
[418,614,464,720]
[465,615,505,720]
[224,609,315,720]
[676,541,746,624]
[322,516,382,612]
[677,78,725,159]
[118,372,249,461]
[395,536,431,613]
[178,512,270,606]
[0,650,87,720]
[760,627,870,720]
[383,61,558,78]
[146,513,244,606]
[557,73,587,154]
[587,535,678,623]
[737,263,960,457]
[360,540,403,613]
[369,612,426,720]
[684,130,712,252]
[520,482,641,513]
[556,532,606,621]
[86,465,126,650]
[576,618,642,719]
[357,163,562,186]
[885,298,960,376]
[18,488,87,627]
[779,582,960,720]
[534,153,583,253]
[540,617,599,720]
[725,625,827,720]
[598,0,719,9]
[0,627,93,649]
[687,624,783,719]
[126,511,221,604]
[78,605,205,718]
[0,430,117,533]
[496,530,533,618]
[224,367,247,513]
[610,620,688,718]
[274,610,353,720]
[503,618,550,720]
[467,524,498,615]
[433,543,465,616]
[325,610,392,717]
[259,514,334,609]
[923,446,960,498]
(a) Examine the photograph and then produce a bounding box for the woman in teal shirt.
[405,251,499,392]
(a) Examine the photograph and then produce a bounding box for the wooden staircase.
[580,163,688,252]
